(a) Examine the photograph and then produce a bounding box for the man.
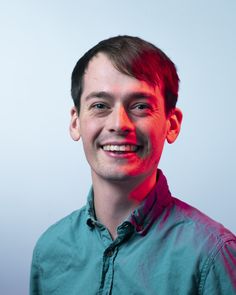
[30,36,236,294]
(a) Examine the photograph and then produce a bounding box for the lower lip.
[101,148,139,159]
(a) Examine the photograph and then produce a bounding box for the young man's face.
[70,53,182,183]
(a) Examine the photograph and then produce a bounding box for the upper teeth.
[102,145,138,152]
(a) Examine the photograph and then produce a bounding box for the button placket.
[98,247,118,295]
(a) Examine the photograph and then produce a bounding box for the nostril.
[108,127,132,134]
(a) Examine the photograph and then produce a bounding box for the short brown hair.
[71,35,179,115]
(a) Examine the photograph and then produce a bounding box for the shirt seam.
[198,234,236,295]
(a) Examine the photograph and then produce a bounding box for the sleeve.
[30,247,42,295]
[201,238,236,295]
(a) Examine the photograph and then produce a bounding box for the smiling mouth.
[102,144,139,152]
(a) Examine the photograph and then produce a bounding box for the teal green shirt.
[30,170,236,294]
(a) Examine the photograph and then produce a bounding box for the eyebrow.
[85,91,113,101]
[85,91,157,101]
[127,91,157,101]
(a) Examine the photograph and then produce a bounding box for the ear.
[166,108,183,144]
[69,107,81,141]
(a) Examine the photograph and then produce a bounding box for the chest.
[40,228,201,295]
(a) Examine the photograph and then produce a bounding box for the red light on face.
[70,53,181,187]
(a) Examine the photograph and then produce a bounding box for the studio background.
[1,1,235,294]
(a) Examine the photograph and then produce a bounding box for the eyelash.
[131,103,151,110]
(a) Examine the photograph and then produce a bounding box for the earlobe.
[69,107,81,141]
[166,108,183,144]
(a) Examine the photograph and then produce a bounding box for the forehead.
[82,53,162,100]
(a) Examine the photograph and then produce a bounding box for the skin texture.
[70,53,182,238]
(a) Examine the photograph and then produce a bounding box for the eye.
[130,103,152,115]
[135,104,149,110]
[91,102,110,110]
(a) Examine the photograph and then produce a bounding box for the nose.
[107,103,134,134]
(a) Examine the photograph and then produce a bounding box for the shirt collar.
[85,187,97,228]
[128,169,172,235]
[86,169,172,235]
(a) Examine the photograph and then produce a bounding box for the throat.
[91,168,157,238]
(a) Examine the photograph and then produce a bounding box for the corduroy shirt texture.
[30,170,236,294]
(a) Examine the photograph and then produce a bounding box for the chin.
[102,171,133,182]
[93,166,148,183]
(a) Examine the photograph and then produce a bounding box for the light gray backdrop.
[1,1,235,294]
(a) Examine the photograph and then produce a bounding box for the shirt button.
[106,250,114,257]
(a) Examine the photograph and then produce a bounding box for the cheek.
[80,114,94,132]
[140,119,167,142]
[146,125,167,156]
[80,118,102,146]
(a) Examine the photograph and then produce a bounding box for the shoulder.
[171,197,236,289]
[162,196,236,266]
[33,206,87,257]
[171,197,235,242]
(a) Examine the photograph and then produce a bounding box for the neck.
[92,171,157,239]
